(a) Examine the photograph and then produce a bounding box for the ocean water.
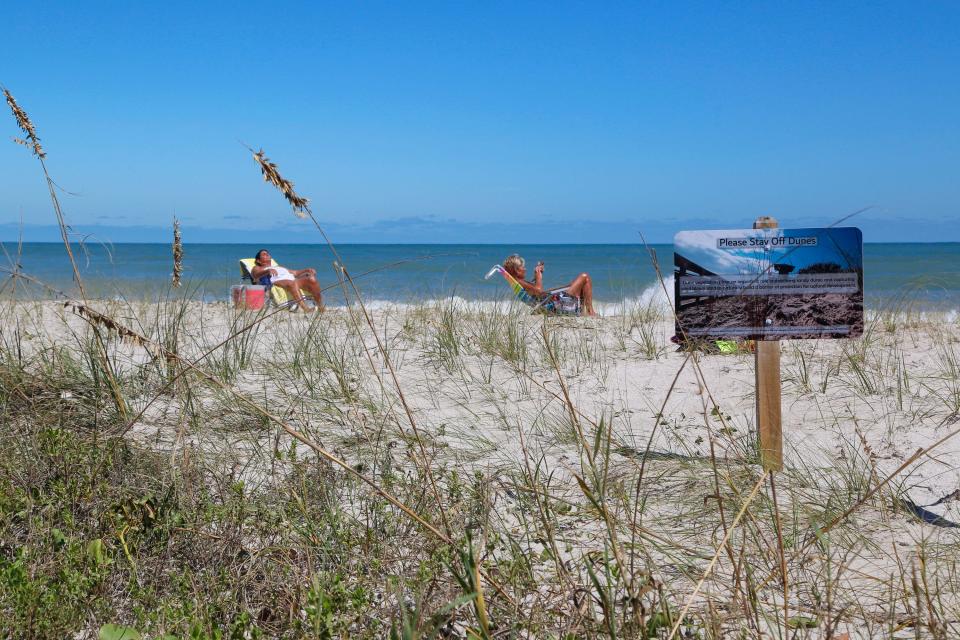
[2,242,959,312]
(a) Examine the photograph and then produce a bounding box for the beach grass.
[0,291,959,639]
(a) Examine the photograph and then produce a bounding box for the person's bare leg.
[274,280,311,311]
[565,272,596,316]
[296,274,324,311]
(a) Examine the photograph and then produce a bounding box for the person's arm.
[519,262,546,296]
[251,264,277,280]
[291,267,317,278]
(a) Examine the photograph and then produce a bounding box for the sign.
[674,227,863,341]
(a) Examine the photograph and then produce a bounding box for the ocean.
[2,242,959,312]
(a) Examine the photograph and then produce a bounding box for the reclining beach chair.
[238,258,296,308]
[484,265,581,316]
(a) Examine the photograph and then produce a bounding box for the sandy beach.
[4,296,959,637]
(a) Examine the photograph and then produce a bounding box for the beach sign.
[673,225,863,341]
[674,219,863,471]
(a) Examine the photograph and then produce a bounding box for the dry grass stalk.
[3,88,45,158]
[64,301,168,361]
[172,217,183,287]
[250,148,310,218]
[3,87,132,418]
[667,472,768,640]
[3,86,84,298]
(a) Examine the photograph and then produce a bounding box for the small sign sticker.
[673,227,863,340]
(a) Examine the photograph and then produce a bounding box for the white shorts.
[270,267,296,283]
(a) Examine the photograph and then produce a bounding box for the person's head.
[503,254,525,279]
[254,249,271,266]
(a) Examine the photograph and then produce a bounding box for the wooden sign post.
[674,222,863,473]
[753,216,782,471]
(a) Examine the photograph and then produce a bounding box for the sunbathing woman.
[503,254,596,316]
[250,249,324,312]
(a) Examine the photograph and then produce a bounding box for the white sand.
[10,298,960,634]
[22,298,958,514]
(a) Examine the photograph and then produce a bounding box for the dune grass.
[0,291,958,639]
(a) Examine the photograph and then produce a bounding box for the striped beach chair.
[484,265,581,316]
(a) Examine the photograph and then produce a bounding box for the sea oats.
[3,88,45,158]
[250,147,310,218]
[172,216,183,288]
[63,301,168,360]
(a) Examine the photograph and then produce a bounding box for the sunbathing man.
[250,249,324,312]
[503,254,596,316]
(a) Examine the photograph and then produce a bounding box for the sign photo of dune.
[674,227,863,341]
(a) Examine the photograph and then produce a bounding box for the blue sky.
[2,1,959,242]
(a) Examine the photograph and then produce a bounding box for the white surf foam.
[594,275,674,316]
[319,277,676,318]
